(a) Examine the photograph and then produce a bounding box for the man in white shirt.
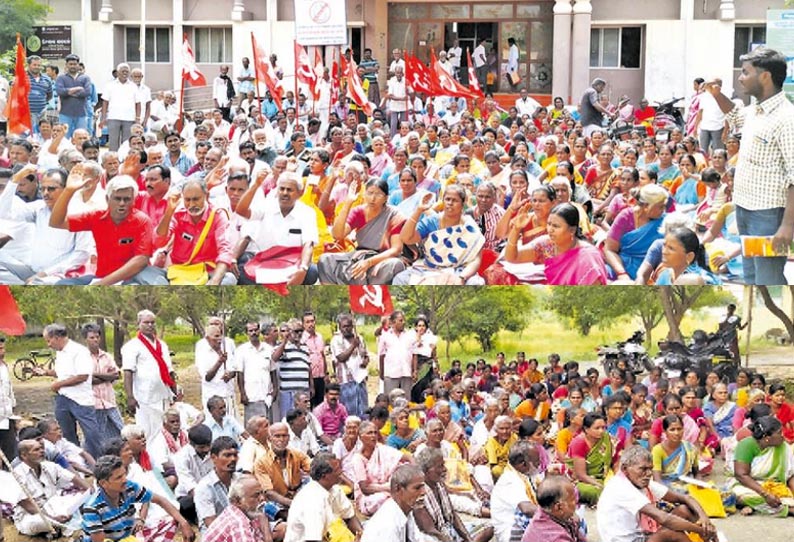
[330,314,369,418]
[121,310,177,439]
[285,408,320,457]
[473,38,488,89]
[212,65,235,122]
[491,441,539,542]
[12,439,90,536]
[0,165,92,284]
[448,40,463,80]
[696,78,727,154]
[360,464,425,542]
[236,322,278,423]
[515,87,541,117]
[234,174,319,285]
[131,68,152,129]
[195,323,238,417]
[174,424,214,524]
[385,66,410,138]
[0,336,18,461]
[284,452,363,542]
[100,63,140,152]
[37,324,102,459]
[378,310,416,397]
[388,49,406,78]
[597,446,717,542]
[506,37,520,90]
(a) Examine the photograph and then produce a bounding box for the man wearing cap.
[579,78,614,137]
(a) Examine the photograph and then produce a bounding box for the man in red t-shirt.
[49,167,159,284]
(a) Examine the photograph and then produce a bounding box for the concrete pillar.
[719,1,736,21]
[172,0,184,91]
[553,0,573,104]
[98,0,113,21]
[232,0,253,21]
[570,0,592,104]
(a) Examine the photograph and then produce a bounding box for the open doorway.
[444,22,497,85]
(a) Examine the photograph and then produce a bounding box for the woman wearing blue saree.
[385,406,426,452]
[604,183,668,282]
[652,414,698,492]
[648,144,680,187]
[654,227,721,286]
[704,383,738,441]
[394,184,485,285]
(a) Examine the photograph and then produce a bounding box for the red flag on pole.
[181,35,206,86]
[466,48,485,100]
[294,41,318,98]
[330,48,341,106]
[3,34,31,135]
[349,286,394,316]
[0,286,26,336]
[339,53,373,117]
[251,33,283,112]
[404,52,437,96]
[430,49,479,100]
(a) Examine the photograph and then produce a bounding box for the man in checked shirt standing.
[705,47,794,285]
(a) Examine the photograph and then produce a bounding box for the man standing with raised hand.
[121,310,177,438]
[703,47,794,285]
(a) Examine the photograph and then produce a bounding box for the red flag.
[251,33,283,112]
[0,286,26,336]
[430,49,479,100]
[340,53,373,117]
[330,48,341,106]
[3,34,31,135]
[349,286,393,316]
[294,41,318,99]
[181,35,206,86]
[404,52,437,96]
[466,48,485,100]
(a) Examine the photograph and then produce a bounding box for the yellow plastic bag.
[167,262,209,285]
[326,517,355,542]
[686,484,726,518]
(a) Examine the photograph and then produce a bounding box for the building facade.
[41,0,784,106]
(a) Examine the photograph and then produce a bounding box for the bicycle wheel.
[14,358,36,381]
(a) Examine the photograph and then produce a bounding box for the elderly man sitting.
[284,452,363,542]
[234,173,318,285]
[597,446,718,542]
[11,439,91,536]
[203,474,277,542]
[149,178,236,285]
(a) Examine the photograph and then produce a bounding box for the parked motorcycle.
[598,330,654,376]
[607,97,685,141]
[654,328,737,382]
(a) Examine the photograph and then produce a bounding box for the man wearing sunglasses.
[0,164,91,284]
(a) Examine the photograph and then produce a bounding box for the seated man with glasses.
[0,164,92,284]
[49,166,163,284]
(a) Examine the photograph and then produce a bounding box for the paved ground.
[6,346,794,540]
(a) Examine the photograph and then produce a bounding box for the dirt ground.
[5,348,794,541]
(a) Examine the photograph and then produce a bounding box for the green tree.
[657,286,734,342]
[0,0,49,54]
[449,287,534,352]
[756,286,794,346]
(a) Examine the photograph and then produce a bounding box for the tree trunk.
[113,321,126,363]
[659,287,683,342]
[758,286,794,345]
[96,316,110,360]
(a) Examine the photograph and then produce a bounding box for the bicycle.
[14,349,56,381]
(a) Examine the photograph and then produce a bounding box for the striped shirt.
[28,72,53,114]
[277,343,311,392]
[81,480,152,541]
[726,91,794,210]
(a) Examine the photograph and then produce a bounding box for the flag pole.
[251,33,265,125]
[294,40,300,122]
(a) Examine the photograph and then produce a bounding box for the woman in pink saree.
[350,420,408,515]
[503,202,607,285]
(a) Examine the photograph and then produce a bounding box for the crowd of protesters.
[1,306,794,541]
[1,45,792,285]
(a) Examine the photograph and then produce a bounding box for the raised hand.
[65,164,90,191]
[510,200,533,231]
[417,192,435,214]
[120,152,142,177]
[347,179,360,202]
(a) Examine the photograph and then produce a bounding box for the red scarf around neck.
[137,332,175,388]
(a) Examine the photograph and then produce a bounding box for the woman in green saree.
[730,416,794,516]
[652,414,698,492]
[567,412,613,504]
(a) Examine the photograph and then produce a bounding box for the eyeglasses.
[41,186,61,192]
